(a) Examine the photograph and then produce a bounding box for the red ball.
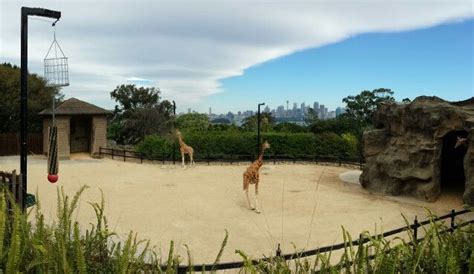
[47,174,59,183]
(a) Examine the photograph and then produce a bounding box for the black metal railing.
[99,147,365,168]
[163,208,473,272]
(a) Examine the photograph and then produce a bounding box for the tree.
[175,113,210,132]
[241,112,275,132]
[273,122,307,133]
[304,107,319,125]
[0,63,63,133]
[110,84,173,144]
[342,88,395,124]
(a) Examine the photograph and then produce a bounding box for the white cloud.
[1,0,472,111]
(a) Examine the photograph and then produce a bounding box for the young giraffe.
[455,136,468,149]
[243,141,270,214]
[176,130,195,167]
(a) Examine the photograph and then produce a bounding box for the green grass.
[0,187,472,273]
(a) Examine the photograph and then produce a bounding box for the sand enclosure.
[0,155,465,264]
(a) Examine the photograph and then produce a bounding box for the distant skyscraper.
[187,108,191,114]
[319,105,325,119]
[264,105,270,113]
[209,107,212,115]
[336,107,345,117]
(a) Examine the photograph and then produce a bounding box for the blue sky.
[2,1,472,113]
[207,19,473,113]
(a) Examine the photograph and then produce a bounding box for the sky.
[0,0,473,114]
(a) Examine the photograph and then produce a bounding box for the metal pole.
[20,7,61,210]
[172,100,176,165]
[257,103,265,157]
[20,8,28,210]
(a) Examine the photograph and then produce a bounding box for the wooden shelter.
[39,98,110,159]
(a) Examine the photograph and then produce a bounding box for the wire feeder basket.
[44,35,69,87]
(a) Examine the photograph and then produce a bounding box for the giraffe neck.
[255,149,266,167]
[178,136,186,147]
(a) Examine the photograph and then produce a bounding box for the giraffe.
[243,140,270,214]
[455,136,468,149]
[176,130,195,167]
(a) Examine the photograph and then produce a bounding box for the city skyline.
[184,100,347,124]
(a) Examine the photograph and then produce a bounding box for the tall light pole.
[21,7,61,210]
[172,100,176,165]
[257,102,265,157]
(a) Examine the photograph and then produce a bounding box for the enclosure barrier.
[0,170,35,209]
[99,147,364,168]
[151,208,473,272]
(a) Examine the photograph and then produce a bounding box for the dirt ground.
[0,155,465,265]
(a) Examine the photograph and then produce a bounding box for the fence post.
[140,153,143,164]
[111,148,114,160]
[339,156,342,166]
[99,147,102,157]
[450,209,456,232]
[293,154,296,164]
[207,153,210,166]
[276,243,282,257]
[123,149,126,162]
[413,216,418,251]
[273,153,276,165]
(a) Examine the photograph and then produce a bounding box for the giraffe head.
[175,129,182,137]
[262,140,270,151]
[455,136,468,149]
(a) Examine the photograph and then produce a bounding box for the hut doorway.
[440,130,468,193]
[70,116,91,153]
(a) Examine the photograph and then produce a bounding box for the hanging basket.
[44,36,69,87]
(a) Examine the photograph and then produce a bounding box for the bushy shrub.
[136,132,358,160]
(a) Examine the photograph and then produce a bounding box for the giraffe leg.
[254,183,260,214]
[245,188,254,210]
[181,153,185,167]
[190,152,195,166]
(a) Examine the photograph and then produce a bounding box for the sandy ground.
[0,154,465,265]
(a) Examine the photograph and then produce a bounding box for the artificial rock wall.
[360,96,474,205]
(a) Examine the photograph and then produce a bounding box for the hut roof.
[39,97,111,116]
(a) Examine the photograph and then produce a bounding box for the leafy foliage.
[137,131,357,159]
[342,88,395,124]
[0,63,63,133]
[109,84,173,144]
[176,113,210,132]
[0,187,471,273]
[241,112,275,132]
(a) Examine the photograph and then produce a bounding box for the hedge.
[136,132,358,160]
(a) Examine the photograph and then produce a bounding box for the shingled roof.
[39,97,111,116]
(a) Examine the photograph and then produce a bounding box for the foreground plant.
[0,186,472,273]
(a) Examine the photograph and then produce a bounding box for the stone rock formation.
[360,96,474,206]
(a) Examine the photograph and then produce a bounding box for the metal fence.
[99,147,364,168]
[165,209,473,272]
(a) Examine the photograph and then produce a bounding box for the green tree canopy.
[0,63,63,133]
[175,113,210,132]
[109,84,173,144]
[342,88,395,124]
[241,112,275,132]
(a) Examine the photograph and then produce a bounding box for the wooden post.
[111,148,114,160]
[123,149,126,162]
[450,209,456,232]
[413,216,418,251]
